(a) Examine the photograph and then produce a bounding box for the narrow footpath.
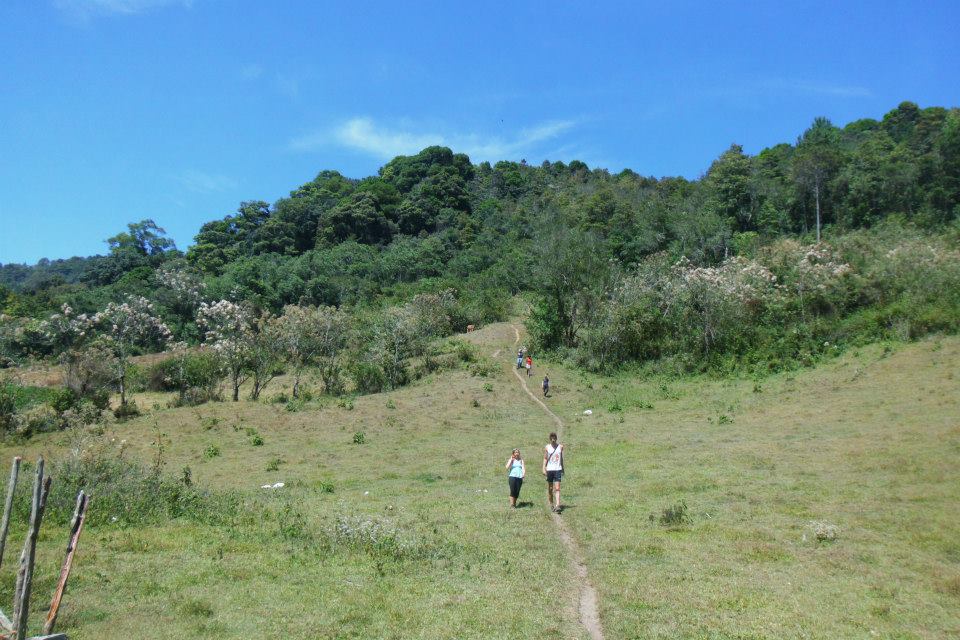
[509,325,604,640]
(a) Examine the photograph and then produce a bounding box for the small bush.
[353,431,366,445]
[146,351,223,395]
[351,362,387,394]
[266,457,283,471]
[317,480,335,493]
[48,387,80,413]
[469,360,498,377]
[652,501,689,527]
[337,397,355,411]
[169,386,221,407]
[482,382,493,392]
[250,434,264,446]
[10,404,61,437]
[113,401,140,421]
[277,502,311,543]
[449,339,477,363]
[203,444,221,459]
[331,514,419,560]
[810,521,840,542]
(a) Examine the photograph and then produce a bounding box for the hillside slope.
[0,327,957,638]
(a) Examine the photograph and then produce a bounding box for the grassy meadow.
[1,322,958,639]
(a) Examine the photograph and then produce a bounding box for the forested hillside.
[2,101,959,382]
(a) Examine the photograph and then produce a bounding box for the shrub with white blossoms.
[663,255,783,355]
[762,240,854,318]
[371,305,427,389]
[197,300,256,402]
[39,303,94,354]
[271,305,349,397]
[881,238,960,300]
[156,263,207,317]
[89,296,172,407]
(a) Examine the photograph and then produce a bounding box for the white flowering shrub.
[156,263,207,310]
[38,303,95,355]
[406,289,458,338]
[155,263,207,337]
[272,305,349,397]
[880,238,960,300]
[61,343,117,406]
[197,300,256,401]
[90,296,172,407]
[664,255,783,357]
[369,306,425,389]
[762,240,854,318]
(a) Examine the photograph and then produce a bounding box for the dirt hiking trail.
[509,325,605,640]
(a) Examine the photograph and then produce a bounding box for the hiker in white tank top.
[542,432,564,513]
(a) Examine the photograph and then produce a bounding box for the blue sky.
[1,0,958,264]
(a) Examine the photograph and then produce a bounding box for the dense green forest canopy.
[2,101,959,374]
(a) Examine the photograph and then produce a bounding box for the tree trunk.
[814,181,821,243]
[232,370,240,402]
[119,370,126,407]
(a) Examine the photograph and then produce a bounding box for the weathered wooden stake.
[13,473,50,625]
[41,492,88,636]
[13,458,48,640]
[0,457,22,570]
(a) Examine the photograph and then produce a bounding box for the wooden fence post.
[42,492,89,636]
[13,457,49,640]
[0,457,22,570]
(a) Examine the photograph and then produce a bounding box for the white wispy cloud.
[768,78,872,98]
[289,117,577,161]
[177,170,238,194]
[54,0,194,16]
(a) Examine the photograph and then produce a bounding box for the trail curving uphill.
[509,325,605,640]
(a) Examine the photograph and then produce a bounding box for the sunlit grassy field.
[1,323,958,639]
[539,335,960,639]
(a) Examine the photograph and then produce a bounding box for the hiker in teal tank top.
[505,449,525,508]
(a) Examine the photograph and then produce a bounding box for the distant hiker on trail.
[505,448,525,508]
[517,348,524,369]
[525,355,533,377]
[542,375,550,397]
[543,432,564,512]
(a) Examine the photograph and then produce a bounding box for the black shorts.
[508,476,523,498]
[546,470,563,483]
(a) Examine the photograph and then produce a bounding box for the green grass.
[1,323,958,638]
[535,335,960,639]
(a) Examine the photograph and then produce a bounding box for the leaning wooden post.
[0,456,22,570]
[13,472,50,622]
[43,491,89,635]
[13,457,48,640]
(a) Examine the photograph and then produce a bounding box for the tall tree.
[793,117,843,241]
[705,144,754,232]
